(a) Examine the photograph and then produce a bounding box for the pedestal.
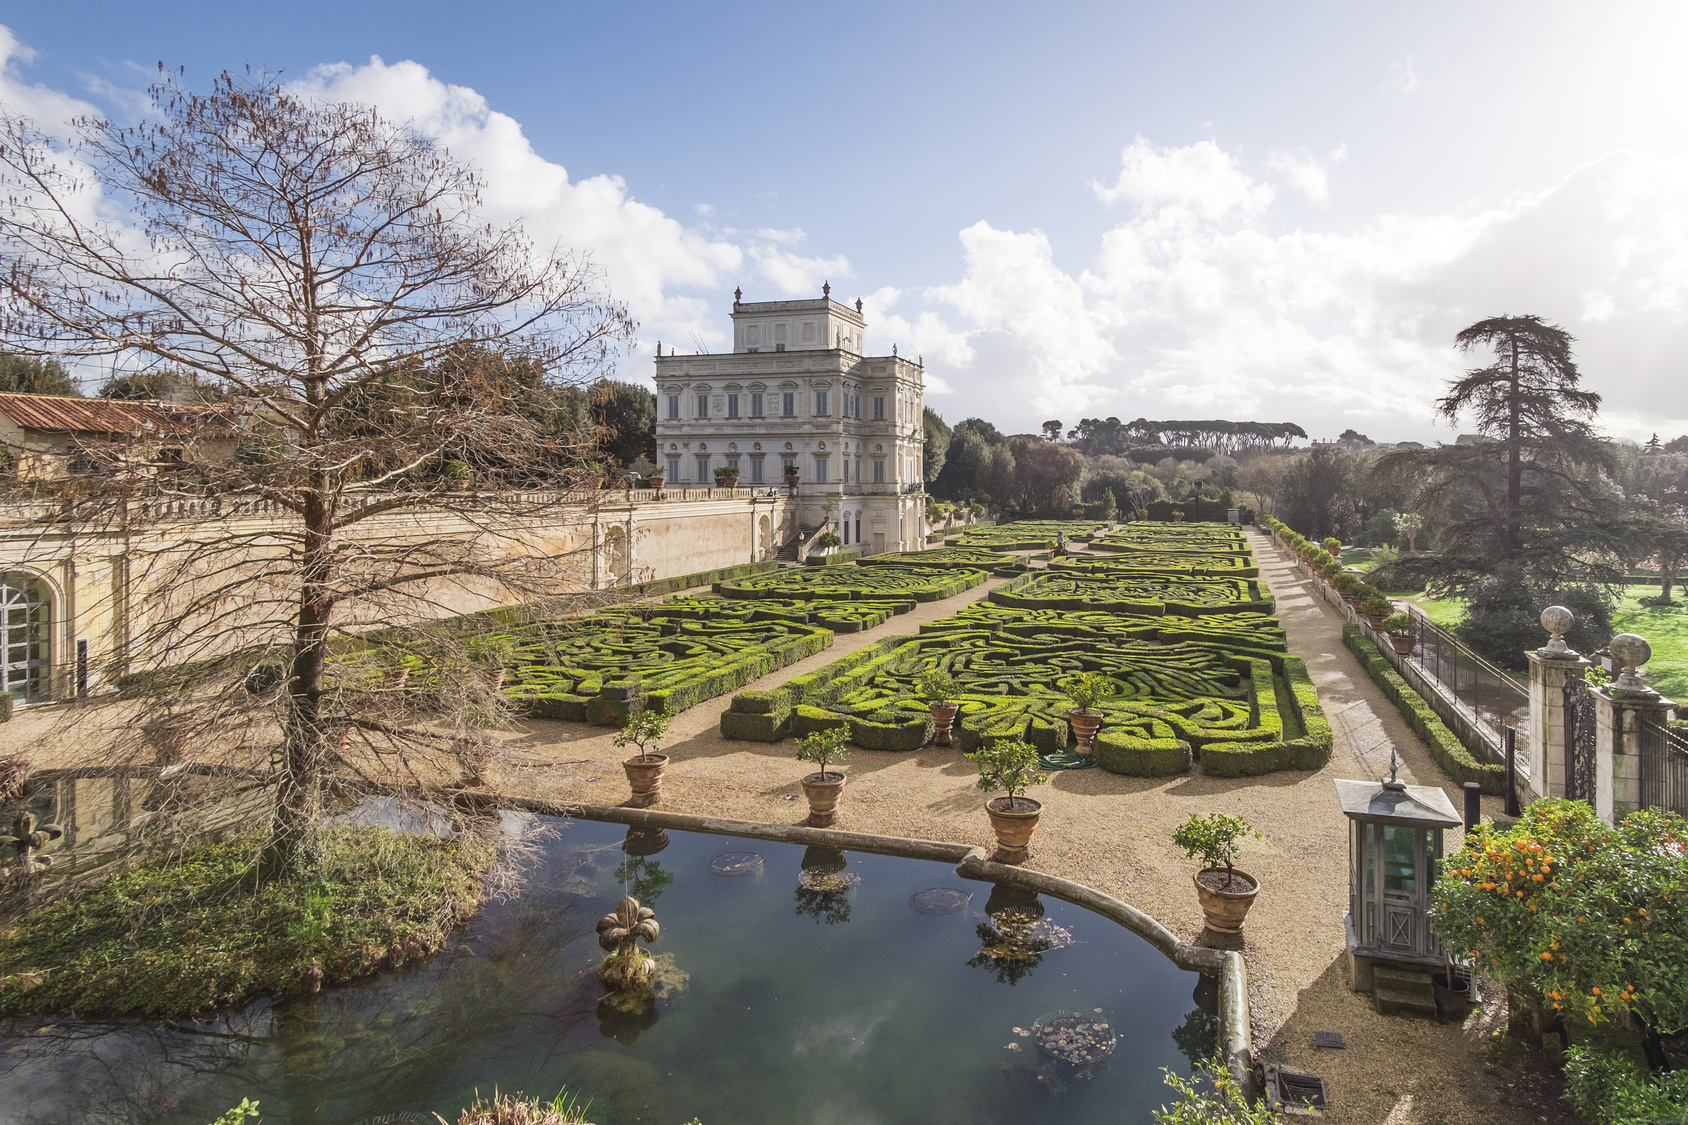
[1525,652,1589,803]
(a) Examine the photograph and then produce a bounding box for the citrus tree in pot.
[795,726,850,827]
[615,708,672,809]
[1383,612,1411,654]
[1173,812,1261,933]
[1064,671,1110,755]
[1361,594,1394,630]
[713,464,740,490]
[919,667,960,746]
[967,737,1048,862]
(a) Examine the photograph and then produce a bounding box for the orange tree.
[1432,799,1688,1064]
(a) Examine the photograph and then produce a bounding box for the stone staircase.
[776,524,822,562]
[1372,966,1438,1017]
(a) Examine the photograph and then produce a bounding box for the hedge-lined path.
[1237,528,1570,1125]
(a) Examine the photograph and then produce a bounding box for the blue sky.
[3,1,1687,443]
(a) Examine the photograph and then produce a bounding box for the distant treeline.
[1066,417,1308,456]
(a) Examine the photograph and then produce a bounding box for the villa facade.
[654,287,928,554]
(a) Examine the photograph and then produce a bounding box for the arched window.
[2,573,51,702]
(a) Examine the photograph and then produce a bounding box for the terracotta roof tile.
[0,393,178,434]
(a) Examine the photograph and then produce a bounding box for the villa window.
[727,393,739,418]
[1,573,51,703]
[667,395,680,420]
[873,459,885,483]
[667,458,680,480]
[750,457,764,484]
[873,396,885,420]
[815,391,828,416]
[695,394,708,419]
[696,456,709,481]
[782,392,795,417]
[814,457,829,483]
[751,392,764,417]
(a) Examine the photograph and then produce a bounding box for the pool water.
[0,817,1211,1124]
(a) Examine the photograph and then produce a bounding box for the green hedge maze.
[943,520,1112,551]
[723,522,1332,779]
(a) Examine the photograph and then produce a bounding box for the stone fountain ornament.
[0,812,63,883]
[596,895,660,990]
[1537,605,1578,658]
[1607,633,1659,699]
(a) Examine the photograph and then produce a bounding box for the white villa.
[653,286,928,554]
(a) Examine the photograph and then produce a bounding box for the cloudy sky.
[4,2,1687,443]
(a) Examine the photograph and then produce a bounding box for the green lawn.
[1396,590,1686,701]
[1613,593,1688,702]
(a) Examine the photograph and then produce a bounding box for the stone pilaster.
[1526,652,1589,804]
[1601,690,1680,822]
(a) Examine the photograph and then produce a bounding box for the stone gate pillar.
[1600,633,1680,823]
[1525,606,1588,804]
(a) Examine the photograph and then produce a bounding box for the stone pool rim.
[455,792,1256,1099]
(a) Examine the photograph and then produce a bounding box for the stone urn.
[1193,868,1260,934]
[985,796,1042,862]
[1067,709,1103,755]
[622,754,669,809]
[929,702,960,746]
[800,771,846,827]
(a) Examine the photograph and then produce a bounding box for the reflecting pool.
[0,817,1211,1124]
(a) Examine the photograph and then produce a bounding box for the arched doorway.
[2,572,51,703]
[758,514,773,560]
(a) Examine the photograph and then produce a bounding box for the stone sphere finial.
[1608,633,1657,696]
[1537,605,1576,657]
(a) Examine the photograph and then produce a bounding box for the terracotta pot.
[800,771,847,827]
[717,477,739,490]
[1389,634,1411,655]
[1193,868,1259,934]
[1367,614,1386,630]
[1067,708,1103,755]
[449,478,469,492]
[622,754,669,808]
[485,668,506,692]
[929,702,960,746]
[985,796,1042,860]
[649,478,666,490]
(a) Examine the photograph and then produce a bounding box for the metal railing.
[1639,712,1688,818]
[1406,606,1530,751]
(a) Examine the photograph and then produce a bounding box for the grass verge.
[0,825,495,1018]
[1612,592,1688,702]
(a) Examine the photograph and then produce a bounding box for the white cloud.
[1384,54,1420,97]
[900,145,1688,442]
[0,26,100,138]
[1093,136,1274,220]
[1267,145,1346,205]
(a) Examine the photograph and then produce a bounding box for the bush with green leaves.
[1382,612,1410,634]
[1433,799,1688,1044]
[1066,671,1111,712]
[1360,595,1393,618]
[206,1101,260,1125]
[795,726,850,779]
[1152,1063,1277,1125]
[918,667,957,705]
[613,708,672,760]
[1563,1046,1688,1125]
[966,737,1047,807]
[1172,813,1258,885]
[944,519,1111,551]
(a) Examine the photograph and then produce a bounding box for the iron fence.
[1639,712,1688,818]
[1406,606,1530,750]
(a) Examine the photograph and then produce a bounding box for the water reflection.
[794,846,857,926]
[967,886,1074,986]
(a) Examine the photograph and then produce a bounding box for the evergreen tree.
[0,354,79,395]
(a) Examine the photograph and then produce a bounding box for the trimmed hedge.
[1342,624,1506,794]
[944,519,1111,551]
[716,564,986,603]
[804,550,863,567]
[859,546,1017,570]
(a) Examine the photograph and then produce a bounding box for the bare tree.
[0,69,634,873]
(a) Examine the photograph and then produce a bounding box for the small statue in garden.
[596,895,660,990]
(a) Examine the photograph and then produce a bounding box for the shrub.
[1432,800,1688,1040]
[966,738,1047,805]
[918,668,957,705]
[1564,1046,1688,1125]
[1456,566,1614,669]
[796,726,850,778]
[1382,612,1409,634]
[1360,595,1393,618]
[1152,1062,1277,1125]
[1065,671,1111,712]
[1172,813,1258,885]
[814,531,842,550]
[612,708,671,759]
[1321,537,1342,554]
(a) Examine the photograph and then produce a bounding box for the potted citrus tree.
[1383,612,1411,654]
[967,737,1048,861]
[713,464,741,490]
[1173,812,1261,933]
[1361,594,1393,631]
[615,708,672,809]
[919,668,960,746]
[443,459,472,491]
[795,726,850,827]
[783,462,801,488]
[1322,536,1342,559]
[1064,671,1109,755]
[648,466,666,491]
